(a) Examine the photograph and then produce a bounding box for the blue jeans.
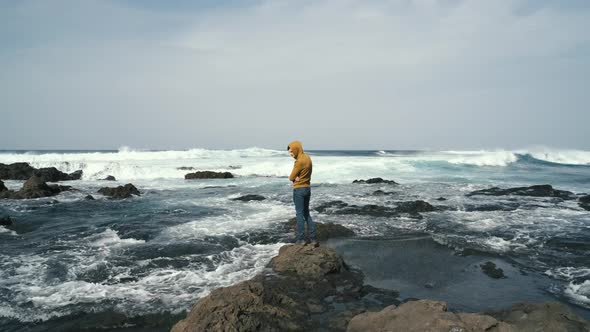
[293,187,315,241]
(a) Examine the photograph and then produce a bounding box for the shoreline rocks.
[232,194,266,202]
[97,183,141,199]
[314,200,435,219]
[579,195,590,211]
[101,175,116,181]
[185,171,234,180]
[0,163,82,181]
[286,218,355,241]
[353,177,398,185]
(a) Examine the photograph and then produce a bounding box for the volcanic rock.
[467,184,576,200]
[185,171,234,179]
[488,301,590,331]
[232,194,266,202]
[286,218,355,241]
[0,176,71,199]
[579,195,590,211]
[394,200,435,213]
[0,180,7,192]
[353,177,398,185]
[84,195,95,200]
[102,175,116,181]
[481,261,506,279]
[0,212,12,226]
[0,162,36,180]
[97,183,141,199]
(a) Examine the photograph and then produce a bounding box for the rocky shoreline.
[171,239,590,332]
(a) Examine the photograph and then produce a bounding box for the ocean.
[0,147,589,331]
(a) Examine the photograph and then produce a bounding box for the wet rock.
[579,195,590,211]
[339,204,399,218]
[0,162,36,180]
[171,244,400,332]
[348,300,510,332]
[286,218,355,241]
[97,183,141,199]
[102,175,116,181]
[353,177,398,185]
[467,184,576,200]
[315,200,349,214]
[68,170,83,180]
[0,180,7,192]
[84,195,95,200]
[232,194,266,202]
[34,167,72,182]
[184,171,234,179]
[176,167,195,170]
[488,301,590,332]
[0,176,70,199]
[0,215,12,227]
[394,200,435,213]
[436,197,447,201]
[481,261,506,279]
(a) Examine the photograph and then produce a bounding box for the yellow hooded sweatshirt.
[288,141,312,189]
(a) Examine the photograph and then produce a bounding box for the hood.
[288,141,304,159]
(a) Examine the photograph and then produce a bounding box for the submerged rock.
[481,261,506,279]
[467,184,576,200]
[353,177,398,185]
[488,301,590,331]
[97,183,141,199]
[184,171,234,179]
[315,200,435,218]
[232,194,266,202]
[0,215,12,227]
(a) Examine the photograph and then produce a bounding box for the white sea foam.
[88,229,146,247]
[564,280,590,308]
[443,150,519,167]
[525,147,590,165]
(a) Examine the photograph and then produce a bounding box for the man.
[287,140,317,246]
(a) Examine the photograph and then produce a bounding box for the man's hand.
[295,176,300,182]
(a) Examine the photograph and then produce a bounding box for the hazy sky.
[1,0,589,150]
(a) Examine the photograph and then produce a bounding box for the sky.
[1,0,589,150]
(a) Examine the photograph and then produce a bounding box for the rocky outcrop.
[0,180,7,192]
[232,194,266,202]
[0,176,71,199]
[481,261,506,279]
[467,184,576,200]
[84,195,95,200]
[315,200,435,219]
[102,175,116,181]
[0,163,82,181]
[286,218,355,241]
[97,184,140,199]
[579,195,590,211]
[171,245,399,332]
[348,299,589,332]
[353,178,398,185]
[185,171,234,180]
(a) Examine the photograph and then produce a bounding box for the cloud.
[1,0,589,149]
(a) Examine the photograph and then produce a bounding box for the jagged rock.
[102,175,116,181]
[0,162,36,180]
[467,184,576,200]
[0,176,70,199]
[185,171,234,179]
[0,180,7,192]
[348,300,509,332]
[353,178,398,185]
[290,218,355,241]
[0,163,81,181]
[481,261,506,279]
[97,183,140,199]
[488,301,590,331]
[171,245,400,332]
[232,194,266,202]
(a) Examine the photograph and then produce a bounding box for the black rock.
[98,183,141,199]
[436,197,447,201]
[0,215,12,227]
[580,195,590,204]
[102,175,116,181]
[353,178,398,185]
[185,171,234,179]
[394,200,435,213]
[0,162,36,180]
[286,218,355,241]
[467,185,576,200]
[84,195,95,200]
[68,170,83,180]
[481,261,506,279]
[315,200,350,214]
[0,180,7,192]
[0,176,70,199]
[177,167,195,170]
[232,194,266,202]
[34,167,72,182]
[339,204,399,218]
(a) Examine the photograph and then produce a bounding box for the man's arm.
[289,161,303,182]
